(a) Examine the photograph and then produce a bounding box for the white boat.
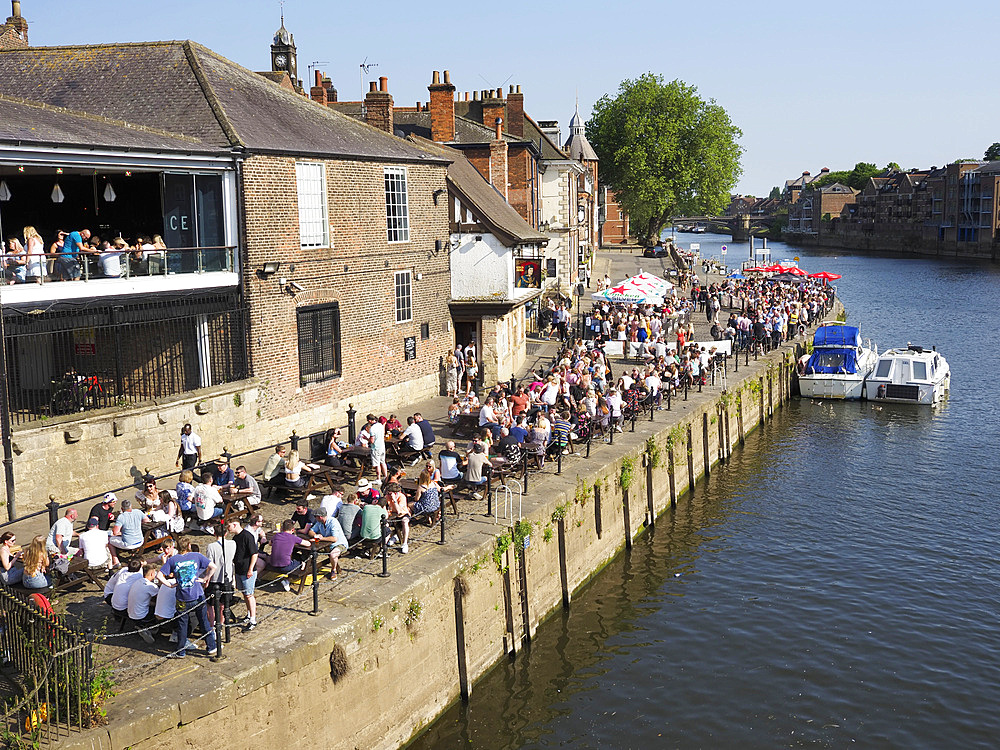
[863,345,950,405]
[797,322,878,400]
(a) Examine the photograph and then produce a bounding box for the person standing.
[368,414,387,483]
[156,536,218,658]
[58,228,89,281]
[176,423,202,470]
[228,520,258,631]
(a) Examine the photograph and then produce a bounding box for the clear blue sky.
[18,0,1000,197]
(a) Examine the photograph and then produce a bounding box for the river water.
[408,237,1000,749]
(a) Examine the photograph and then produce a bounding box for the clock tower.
[270,12,297,84]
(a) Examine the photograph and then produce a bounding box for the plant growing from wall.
[543,524,554,543]
[493,531,513,573]
[513,520,532,550]
[404,598,422,629]
[371,613,384,633]
[619,457,635,492]
[574,475,592,506]
[644,436,662,469]
[551,502,569,524]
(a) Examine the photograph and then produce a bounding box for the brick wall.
[241,155,452,423]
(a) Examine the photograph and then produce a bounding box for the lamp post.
[574,282,584,340]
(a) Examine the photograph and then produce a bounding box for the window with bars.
[394,270,412,324]
[385,166,410,243]
[297,303,341,384]
[296,162,329,248]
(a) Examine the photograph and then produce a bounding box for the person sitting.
[384,482,411,555]
[261,445,287,487]
[135,477,160,512]
[126,563,160,643]
[497,427,524,465]
[326,428,346,466]
[192,473,225,532]
[45,508,78,557]
[108,558,143,616]
[283,449,308,489]
[88,492,118,532]
[439,441,464,485]
[336,494,363,545]
[0,531,24,586]
[212,456,236,491]
[549,411,572,457]
[410,470,441,529]
[320,487,344,520]
[463,443,490,499]
[359,496,389,558]
[414,412,436,458]
[232,466,261,507]
[109,499,145,557]
[401,416,424,456]
[290,502,316,530]
[303,507,349,579]
[175,471,196,517]
[355,478,381,505]
[256,519,310,592]
[77,516,113,571]
[385,414,403,435]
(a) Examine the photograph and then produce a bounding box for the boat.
[692,223,707,234]
[863,345,950,405]
[797,322,878,400]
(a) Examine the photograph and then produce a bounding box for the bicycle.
[49,372,105,415]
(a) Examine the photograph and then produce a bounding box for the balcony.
[0,245,238,306]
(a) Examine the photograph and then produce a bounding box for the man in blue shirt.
[58,228,89,280]
[304,507,349,579]
[509,415,528,444]
[413,412,436,458]
[156,536,218,658]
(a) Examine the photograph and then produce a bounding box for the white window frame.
[296,161,329,248]
[385,166,410,243]
[394,270,412,324]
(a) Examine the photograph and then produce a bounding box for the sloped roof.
[390,109,520,146]
[564,129,598,162]
[972,161,1000,175]
[0,41,445,164]
[408,136,546,247]
[817,182,856,194]
[0,93,220,153]
[522,114,569,161]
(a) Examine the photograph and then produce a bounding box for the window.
[296,162,328,248]
[385,167,410,242]
[912,361,927,380]
[394,271,412,324]
[875,359,892,378]
[297,303,341,384]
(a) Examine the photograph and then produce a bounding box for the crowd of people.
[3,226,168,283]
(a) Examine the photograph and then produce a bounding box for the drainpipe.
[0,300,15,521]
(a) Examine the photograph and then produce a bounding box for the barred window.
[296,162,329,248]
[385,166,410,243]
[297,303,341,384]
[394,270,412,324]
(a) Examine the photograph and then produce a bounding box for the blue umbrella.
[727,272,745,279]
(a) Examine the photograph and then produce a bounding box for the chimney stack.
[310,70,328,105]
[1,0,29,48]
[506,84,524,138]
[482,88,505,136]
[365,76,394,134]
[489,117,508,201]
[429,69,456,142]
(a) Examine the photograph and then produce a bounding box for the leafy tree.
[884,162,901,172]
[809,170,851,190]
[985,143,1000,161]
[768,186,780,200]
[846,162,880,189]
[587,74,743,244]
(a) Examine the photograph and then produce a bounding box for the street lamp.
[574,282,585,339]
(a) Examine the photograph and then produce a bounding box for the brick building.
[599,186,631,245]
[0,35,451,508]
[786,183,858,234]
[0,1,27,50]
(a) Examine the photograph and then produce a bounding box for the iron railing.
[0,586,98,746]
[4,294,250,425]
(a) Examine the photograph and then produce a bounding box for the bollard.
[378,515,390,578]
[684,381,689,401]
[667,389,672,411]
[631,413,636,432]
[289,430,300,452]
[699,377,703,393]
[46,495,61,527]
[557,449,563,475]
[212,592,224,661]
[509,375,516,394]
[346,404,357,446]
[746,347,749,366]
[735,349,739,372]
[486,484,493,517]
[609,419,615,444]
[222,446,232,465]
[711,367,716,387]
[522,451,529,495]
[439,502,446,545]
[586,428,592,458]
[310,545,320,615]
[650,400,654,421]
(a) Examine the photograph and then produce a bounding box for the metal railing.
[0,586,97,746]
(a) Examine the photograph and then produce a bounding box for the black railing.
[0,586,98,746]
[4,295,250,425]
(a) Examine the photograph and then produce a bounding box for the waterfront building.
[786,183,858,235]
[0,24,452,509]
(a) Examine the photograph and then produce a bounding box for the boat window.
[875,359,892,378]
[912,361,927,380]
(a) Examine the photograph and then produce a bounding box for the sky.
[17,0,1000,197]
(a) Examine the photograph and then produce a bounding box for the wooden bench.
[450,413,480,439]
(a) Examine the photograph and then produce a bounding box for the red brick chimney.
[482,88,505,134]
[506,85,524,138]
[429,70,456,143]
[0,0,29,49]
[322,75,337,103]
[310,70,328,105]
[365,77,394,134]
[489,117,508,200]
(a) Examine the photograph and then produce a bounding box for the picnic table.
[451,413,480,438]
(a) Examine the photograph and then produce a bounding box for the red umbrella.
[744,266,767,273]
[784,266,808,276]
[808,271,841,280]
[763,264,786,273]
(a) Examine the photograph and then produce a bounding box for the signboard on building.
[73,328,96,356]
[403,336,417,361]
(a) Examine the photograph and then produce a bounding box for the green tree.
[884,162,901,172]
[985,143,1000,161]
[587,74,743,244]
[768,186,780,200]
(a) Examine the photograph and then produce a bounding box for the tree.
[884,162,901,172]
[586,74,743,244]
[768,186,781,200]
[984,143,1000,161]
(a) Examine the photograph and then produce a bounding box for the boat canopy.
[813,325,861,348]
[804,347,859,375]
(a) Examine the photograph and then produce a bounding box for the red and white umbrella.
[808,271,842,281]
[784,266,808,276]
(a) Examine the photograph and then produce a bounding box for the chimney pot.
[444,70,451,84]
[379,76,388,92]
[464,92,469,101]
[416,101,421,111]
[432,71,441,85]
[509,85,515,94]
[516,85,521,94]
[315,70,323,87]
[494,117,503,140]
[369,81,377,92]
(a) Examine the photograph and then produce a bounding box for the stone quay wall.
[59,330,812,750]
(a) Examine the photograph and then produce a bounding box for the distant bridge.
[672,215,774,240]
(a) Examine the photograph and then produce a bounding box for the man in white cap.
[87,492,118,532]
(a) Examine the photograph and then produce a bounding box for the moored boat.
[797,322,878,400]
[863,345,950,405]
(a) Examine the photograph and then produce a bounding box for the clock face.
[275,54,287,67]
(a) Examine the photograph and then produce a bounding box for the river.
[408,236,1000,749]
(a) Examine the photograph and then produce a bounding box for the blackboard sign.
[404,336,417,361]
